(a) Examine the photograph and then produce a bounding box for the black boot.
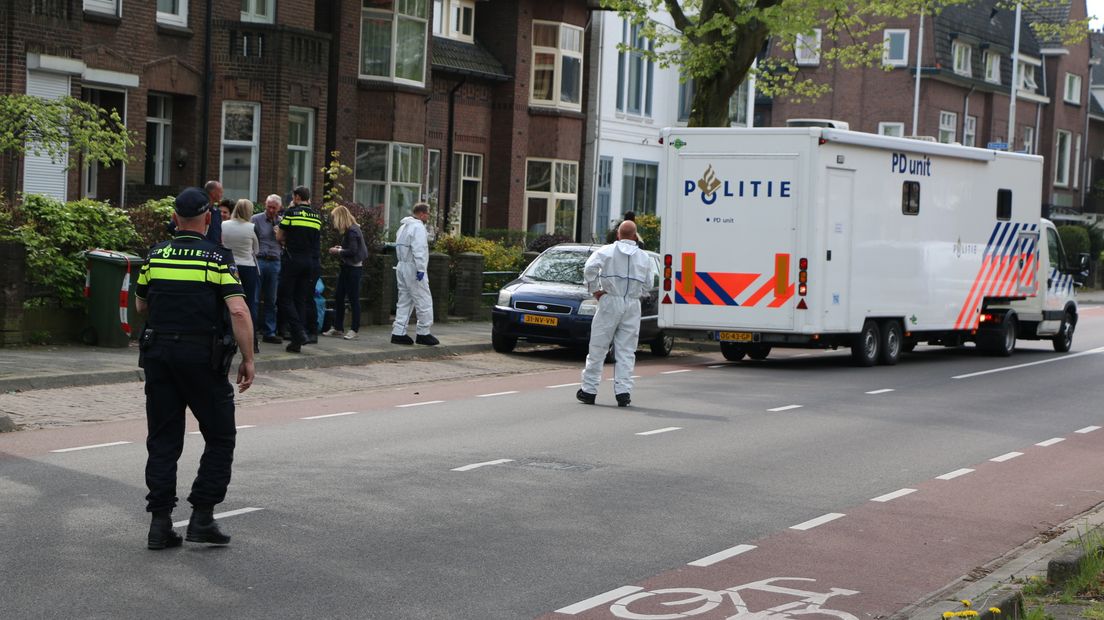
[615,393,631,407]
[148,511,182,550]
[391,334,414,345]
[185,508,231,545]
[576,389,596,405]
[415,334,439,346]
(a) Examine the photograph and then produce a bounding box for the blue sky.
[1090,0,1101,29]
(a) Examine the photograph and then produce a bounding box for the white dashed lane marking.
[50,441,132,453]
[990,451,1023,462]
[707,364,726,369]
[1036,437,1065,447]
[661,369,692,375]
[936,468,974,480]
[1076,426,1101,434]
[396,400,445,408]
[865,389,895,395]
[301,411,359,420]
[476,391,518,398]
[555,586,644,615]
[172,507,263,528]
[790,513,845,530]
[767,405,803,412]
[190,425,255,435]
[635,427,682,436]
[451,459,514,472]
[546,382,581,389]
[687,544,757,567]
[870,488,916,503]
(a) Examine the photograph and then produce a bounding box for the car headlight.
[578,298,598,316]
[497,289,513,307]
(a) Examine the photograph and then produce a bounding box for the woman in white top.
[221,199,260,332]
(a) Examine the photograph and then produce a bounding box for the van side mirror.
[1074,252,1091,287]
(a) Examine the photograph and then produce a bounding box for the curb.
[0,413,16,432]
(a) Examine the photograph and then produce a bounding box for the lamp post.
[1007,1,1022,150]
[911,4,925,136]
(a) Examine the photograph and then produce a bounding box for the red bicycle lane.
[542,426,1104,619]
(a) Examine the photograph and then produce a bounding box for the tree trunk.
[686,28,769,128]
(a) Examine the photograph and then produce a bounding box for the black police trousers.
[144,350,236,514]
[278,255,320,342]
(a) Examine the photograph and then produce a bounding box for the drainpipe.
[443,77,466,234]
[962,85,974,145]
[200,0,214,185]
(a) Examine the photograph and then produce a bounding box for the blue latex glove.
[416,271,425,281]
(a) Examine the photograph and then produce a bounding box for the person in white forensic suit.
[391,203,439,346]
[577,220,657,407]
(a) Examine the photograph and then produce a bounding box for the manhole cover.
[514,458,595,472]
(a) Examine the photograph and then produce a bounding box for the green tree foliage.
[1057,225,1089,262]
[127,196,176,253]
[0,95,136,173]
[601,0,1089,127]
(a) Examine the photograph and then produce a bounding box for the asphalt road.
[2,305,1104,619]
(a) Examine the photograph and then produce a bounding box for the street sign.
[987,142,1009,150]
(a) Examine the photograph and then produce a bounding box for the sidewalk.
[0,320,495,394]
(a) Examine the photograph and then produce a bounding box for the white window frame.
[452,151,483,234]
[1054,129,1071,187]
[146,94,173,186]
[1023,126,1034,154]
[882,29,908,67]
[156,0,187,26]
[616,19,655,117]
[621,160,659,216]
[938,110,957,144]
[795,29,821,66]
[963,115,976,147]
[287,107,314,196]
[878,122,905,137]
[432,0,474,42]
[983,51,1000,83]
[523,158,578,236]
[1018,61,1037,90]
[530,21,584,111]
[220,101,261,202]
[1073,133,1081,189]
[952,41,972,77]
[241,0,274,23]
[84,0,119,16]
[1064,73,1082,105]
[360,0,429,86]
[353,140,425,232]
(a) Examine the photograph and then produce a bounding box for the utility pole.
[1007,1,1022,150]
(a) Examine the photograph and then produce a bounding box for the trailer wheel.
[720,342,747,362]
[650,332,675,357]
[492,332,517,353]
[1052,311,1074,353]
[747,345,771,361]
[878,321,902,366]
[851,320,881,367]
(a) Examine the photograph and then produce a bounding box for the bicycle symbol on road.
[608,577,860,620]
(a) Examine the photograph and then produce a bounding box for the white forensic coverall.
[580,240,657,396]
[392,216,434,337]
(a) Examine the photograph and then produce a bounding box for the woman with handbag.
[324,205,369,340]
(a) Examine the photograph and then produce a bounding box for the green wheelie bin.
[83,249,142,347]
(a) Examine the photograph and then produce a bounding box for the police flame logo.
[697,165,721,198]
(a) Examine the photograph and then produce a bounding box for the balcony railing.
[216,20,329,71]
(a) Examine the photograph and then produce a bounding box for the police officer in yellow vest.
[275,185,323,353]
[136,187,255,550]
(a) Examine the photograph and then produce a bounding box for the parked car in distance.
[491,243,674,357]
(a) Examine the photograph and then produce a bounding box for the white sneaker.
[321,328,339,337]
[343,330,358,340]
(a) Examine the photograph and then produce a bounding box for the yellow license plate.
[719,331,753,342]
[523,314,559,327]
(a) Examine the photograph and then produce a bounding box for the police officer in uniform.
[276,185,322,353]
[136,187,255,550]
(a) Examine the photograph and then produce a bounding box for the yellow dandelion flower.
[960,600,972,608]
[943,613,955,619]
[989,608,1001,615]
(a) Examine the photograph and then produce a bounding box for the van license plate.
[523,314,558,327]
[719,331,753,342]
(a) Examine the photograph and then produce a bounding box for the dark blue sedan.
[490,243,673,357]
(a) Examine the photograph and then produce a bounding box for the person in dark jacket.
[324,205,369,340]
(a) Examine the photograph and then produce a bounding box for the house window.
[878,122,905,137]
[426,149,441,208]
[361,0,429,85]
[952,41,971,77]
[157,0,187,26]
[616,20,654,117]
[938,111,957,144]
[241,0,274,23]
[531,21,584,110]
[220,101,261,201]
[678,78,694,123]
[596,157,612,239]
[1054,130,1071,187]
[901,181,920,215]
[621,161,658,216]
[984,51,1000,83]
[963,115,976,147]
[524,159,578,236]
[1073,134,1081,189]
[450,152,483,235]
[1023,126,1034,154]
[795,29,821,66]
[996,189,1012,220]
[145,94,173,186]
[354,140,424,233]
[432,0,473,42]
[1064,73,1082,105]
[287,107,314,196]
[883,29,908,67]
[1018,61,1037,90]
[84,0,118,16]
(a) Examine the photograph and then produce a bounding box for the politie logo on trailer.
[684,165,793,205]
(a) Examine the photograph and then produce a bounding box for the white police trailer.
[657,126,1086,366]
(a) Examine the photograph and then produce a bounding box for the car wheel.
[878,320,902,366]
[850,320,880,367]
[720,342,746,362]
[650,332,674,357]
[491,332,516,353]
[747,345,771,361]
[979,314,1016,357]
[1052,310,1074,353]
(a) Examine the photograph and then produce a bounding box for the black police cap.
[175,187,211,217]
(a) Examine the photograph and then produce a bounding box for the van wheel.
[747,345,771,361]
[981,315,1017,356]
[851,320,880,367]
[491,332,516,353]
[1052,311,1074,353]
[720,342,746,362]
[650,332,675,357]
[878,320,902,366]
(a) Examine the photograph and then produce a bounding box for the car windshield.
[524,249,590,284]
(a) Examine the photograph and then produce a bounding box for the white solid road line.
[173,507,263,528]
[790,513,845,530]
[870,488,917,503]
[51,441,132,453]
[396,400,445,408]
[661,369,692,375]
[451,459,514,472]
[936,468,975,480]
[1036,437,1066,447]
[555,586,644,615]
[768,405,803,412]
[546,382,582,389]
[301,411,359,420]
[1076,426,1101,434]
[189,425,256,435]
[635,427,682,436]
[865,389,895,395]
[990,451,1024,462]
[688,544,757,567]
[952,346,1104,380]
[476,391,519,398]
